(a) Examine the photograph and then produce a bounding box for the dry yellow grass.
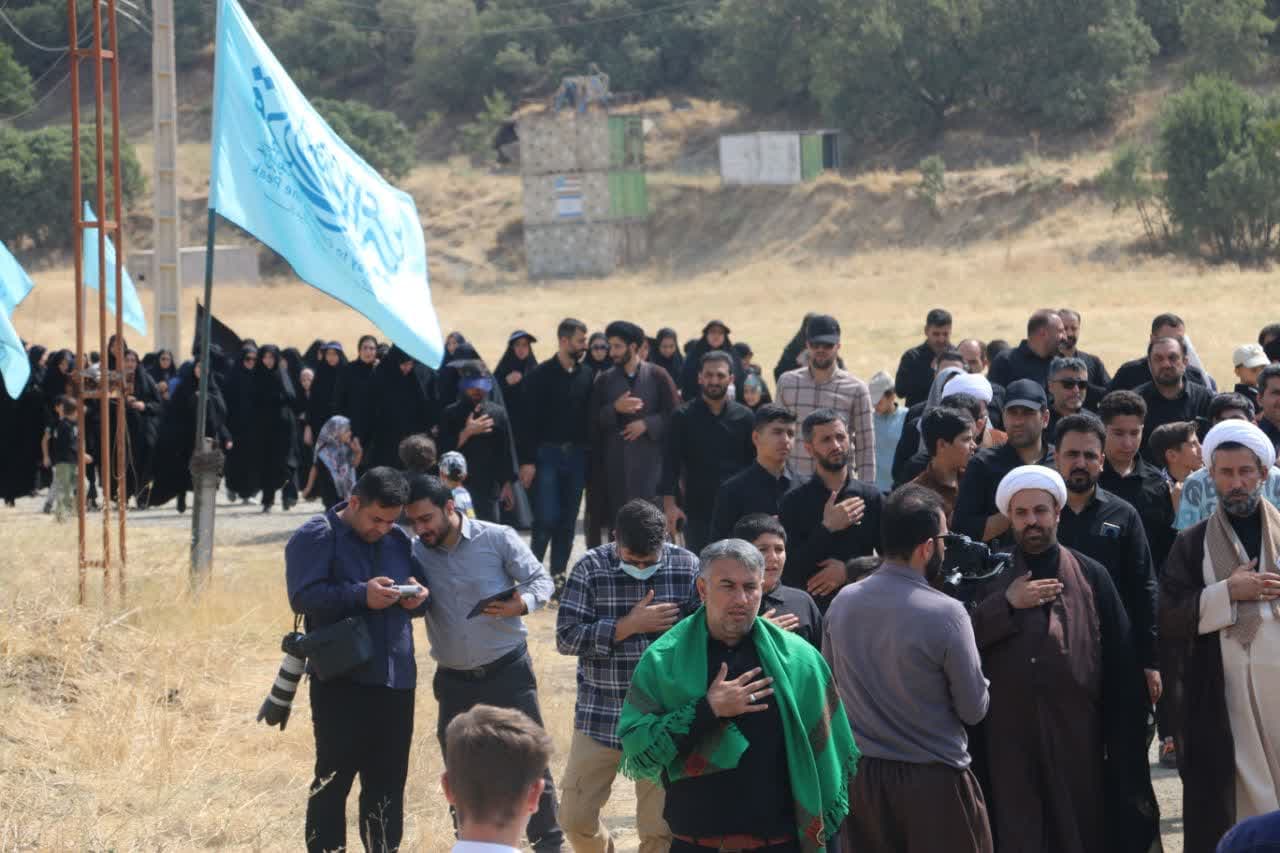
[3,153,1245,851]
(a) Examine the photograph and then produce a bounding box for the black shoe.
[177,493,187,514]
[261,504,273,514]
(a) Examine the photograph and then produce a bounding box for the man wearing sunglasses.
[1047,356,1093,440]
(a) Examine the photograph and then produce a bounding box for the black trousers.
[432,651,564,852]
[306,679,416,853]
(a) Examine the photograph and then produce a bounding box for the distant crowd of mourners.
[7,307,1280,853]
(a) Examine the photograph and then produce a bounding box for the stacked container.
[519,112,650,279]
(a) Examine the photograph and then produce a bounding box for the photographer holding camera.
[285,466,429,853]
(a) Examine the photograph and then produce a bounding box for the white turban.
[941,373,994,405]
[1203,420,1276,471]
[995,465,1068,516]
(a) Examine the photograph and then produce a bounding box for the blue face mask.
[620,559,663,581]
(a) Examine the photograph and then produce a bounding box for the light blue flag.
[0,240,35,397]
[82,201,148,335]
[209,0,442,368]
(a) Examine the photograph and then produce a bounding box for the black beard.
[1154,372,1182,387]
[817,454,850,473]
[1066,471,1097,494]
[1014,525,1056,554]
[702,386,728,401]
[925,546,946,589]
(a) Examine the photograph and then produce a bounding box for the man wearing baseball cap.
[776,314,877,485]
[869,370,905,494]
[952,379,1054,545]
[1233,343,1269,412]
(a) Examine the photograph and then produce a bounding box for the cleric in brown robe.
[969,465,1158,853]
[1161,420,1280,853]
[588,321,679,529]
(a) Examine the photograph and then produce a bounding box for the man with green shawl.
[616,538,859,852]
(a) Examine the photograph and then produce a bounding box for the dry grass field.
[2,150,1257,849]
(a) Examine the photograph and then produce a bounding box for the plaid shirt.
[776,365,876,484]
[555,542,700,749]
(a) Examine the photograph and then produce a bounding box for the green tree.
[0,43,35,116]
[1137,0,1188,51]
[313,98,414,180]
[0,126,144,248]
[1181,0,1275,78]
[981,0,1157,128]
[1157,75,1280,258]
[710,0,823,113]
[810,0,985,141]
[459,90,513,162]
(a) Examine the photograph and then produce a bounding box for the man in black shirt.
[1054,413,1161,706]
[1136,336,1212,465]
[1256,363,1280,452]
[1098,389,1177,575]
[779,409,882,612]
[438,361,515,523]
[1108,313,1213,392]
[735,513,823,648]
[661,351,755,553]
[709,404,796,541]
[988,308,1066,388]
[521,318,592,582]
[953,379,1055,546]
[1057,308,1111,399]
[1046,356,1092,440]
[894,308,953,407]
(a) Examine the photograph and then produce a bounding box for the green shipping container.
[608,170,648,219]
[800,133,824,182]
[608,116,645,169]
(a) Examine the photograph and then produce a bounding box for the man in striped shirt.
[776,314,877,484]
[555,499,700,853]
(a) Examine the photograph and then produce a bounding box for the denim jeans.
[530,443,586,578]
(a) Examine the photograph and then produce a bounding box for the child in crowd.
[440,451,475,519]
[869,371,906,494]
[41,396,89,523]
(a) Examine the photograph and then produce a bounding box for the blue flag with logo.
[82,202,148,335]
[209,0,442,368]
[0,240,35,397]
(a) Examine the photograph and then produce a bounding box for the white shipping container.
[719,132,803,186]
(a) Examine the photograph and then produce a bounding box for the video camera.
[938,533,1012,610]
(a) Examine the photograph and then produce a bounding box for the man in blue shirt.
[285,467,429,853]
[403,474,563,852]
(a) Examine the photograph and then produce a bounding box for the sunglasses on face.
[1053,379,1088,390]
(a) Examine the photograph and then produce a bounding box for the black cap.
[805,314,841,345]
[508,330,538,344]
[1003,379,1049,411]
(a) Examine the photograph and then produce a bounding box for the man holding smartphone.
[285,467,430,853]
[403,474,562,852]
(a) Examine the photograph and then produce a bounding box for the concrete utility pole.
[151,0,180,355]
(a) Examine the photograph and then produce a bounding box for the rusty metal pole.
[107,0,127,594]
[90,0,112,602]
[68,0,87,605]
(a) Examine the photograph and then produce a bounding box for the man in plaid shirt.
[555,499,700,853]
[777,313,877,484]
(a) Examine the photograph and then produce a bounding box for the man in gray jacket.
[823,484,993,852]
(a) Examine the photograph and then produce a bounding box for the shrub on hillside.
[0,43,34,116]
[314,98,414,181]
[1180,0,1275,78]
[1106,75,1280,261]
[0,126,145,249]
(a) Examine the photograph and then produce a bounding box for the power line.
[0,69,72,122]
[0,7,69,51]
[231,0,711,38]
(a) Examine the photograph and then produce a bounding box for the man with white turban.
[1161,419,1280,853]
[970,465,1158,853]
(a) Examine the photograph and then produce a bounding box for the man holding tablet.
[404,474,563,852]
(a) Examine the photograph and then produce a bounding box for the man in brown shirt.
[912,406,977,521]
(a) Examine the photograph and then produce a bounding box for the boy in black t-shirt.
[41,397,88,522]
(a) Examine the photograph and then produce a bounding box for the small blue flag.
[0,240,35,397]
[209,0,442,368]
[82,201,148,335]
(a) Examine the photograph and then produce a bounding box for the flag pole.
[190,0,222,587]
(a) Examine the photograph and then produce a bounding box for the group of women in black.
[1,320,781,516]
